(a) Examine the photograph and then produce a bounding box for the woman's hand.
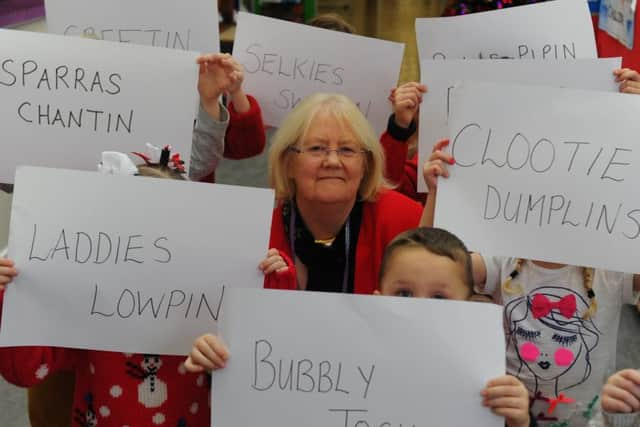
[259,248,289,275]
[422,139,454,193]
[184,333,230,373]
[481,375,530,427]
[0,257,18,292]
[602,369,640,413]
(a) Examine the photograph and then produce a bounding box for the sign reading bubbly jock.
[232,12,404,134]
[436,80,640,274]
[45,0,219,53]
[415,0,597,61]
[416,57,621,192]
[213,288,506,427]
[0,167,274,355]
[0,29,199,184]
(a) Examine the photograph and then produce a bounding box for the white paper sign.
[435,81,640,273]
[416,0,597,61]
[0,167,274,355]
[232,12,404,134]
[417,57,622,191]
[45,0,219,53]
[213,288,505,427]
[0,29,199,184]
[598,0,636,49]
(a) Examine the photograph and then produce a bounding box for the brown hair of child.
[307,13,356,34]
[379,227,474,293]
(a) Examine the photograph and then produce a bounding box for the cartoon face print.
[505,286,600,394]
[142,354,162,372]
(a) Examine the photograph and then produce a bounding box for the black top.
[283,200,363,293]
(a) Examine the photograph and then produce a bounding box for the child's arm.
[420,146,490,292]
[184,333,230,373]
[614,68,640,95]
[0,258,79,387]
[420,139,452,228]
[481,375,531,427]
[221,54,267,160]
[189,53,234,181]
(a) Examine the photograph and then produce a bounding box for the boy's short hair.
[307,13,356,34]
[379,227,474,292]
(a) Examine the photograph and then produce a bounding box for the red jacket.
[593,12,640,70]
[265,190,423,293]
[0,290,210,427]
[380,132,424,204]
[200,94,266,183]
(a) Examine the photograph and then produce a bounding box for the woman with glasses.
[260,93,423,294]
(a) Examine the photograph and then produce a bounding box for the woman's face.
[288,111,366,206]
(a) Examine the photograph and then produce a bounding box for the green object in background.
[252,0,316,22]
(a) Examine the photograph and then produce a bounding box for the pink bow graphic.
[531,294,577,319]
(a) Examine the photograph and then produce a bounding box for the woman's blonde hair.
[268,93,388,202]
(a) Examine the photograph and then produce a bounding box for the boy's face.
[379,246,471,300]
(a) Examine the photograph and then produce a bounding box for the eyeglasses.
[288,145,369,159]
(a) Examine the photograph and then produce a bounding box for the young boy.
[187,226,533,427]
[375,227,533,427]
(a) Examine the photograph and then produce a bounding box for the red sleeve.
[0,290,79,387]
[223,95,266,160]
[381,131,409,185]
[263,206,297,291]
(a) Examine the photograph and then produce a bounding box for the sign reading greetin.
[435,81,640,273]
[45,0,219,53]
[417,57,622,191]
[0,29,199,184]
[598,0,636,49]
[416,0,597,61]
[213,288,505,427]
[232,12,404,134]
[0,167,274,355]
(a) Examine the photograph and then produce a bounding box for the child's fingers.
[429,149,454,165]
[432,139,450,152]
[485,375,522,388]
[204,335,230,362]
[483,396,526,409]
[196,53,224,65]
[620,80,640,94]
[0,258,15,267]
[482,385,524,399]
[183,357,205,373]
[602,385,640,413]
[490,407,527,424]
[618,369,640,388]
[616,68,640,82]
[187,347,217,371]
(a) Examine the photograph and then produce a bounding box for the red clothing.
[200,94,266,183]
[593,12,640,70]
[0,226,291,427]
[380,132,424,204]
[265,190,423,293]
[0,292,211,427]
